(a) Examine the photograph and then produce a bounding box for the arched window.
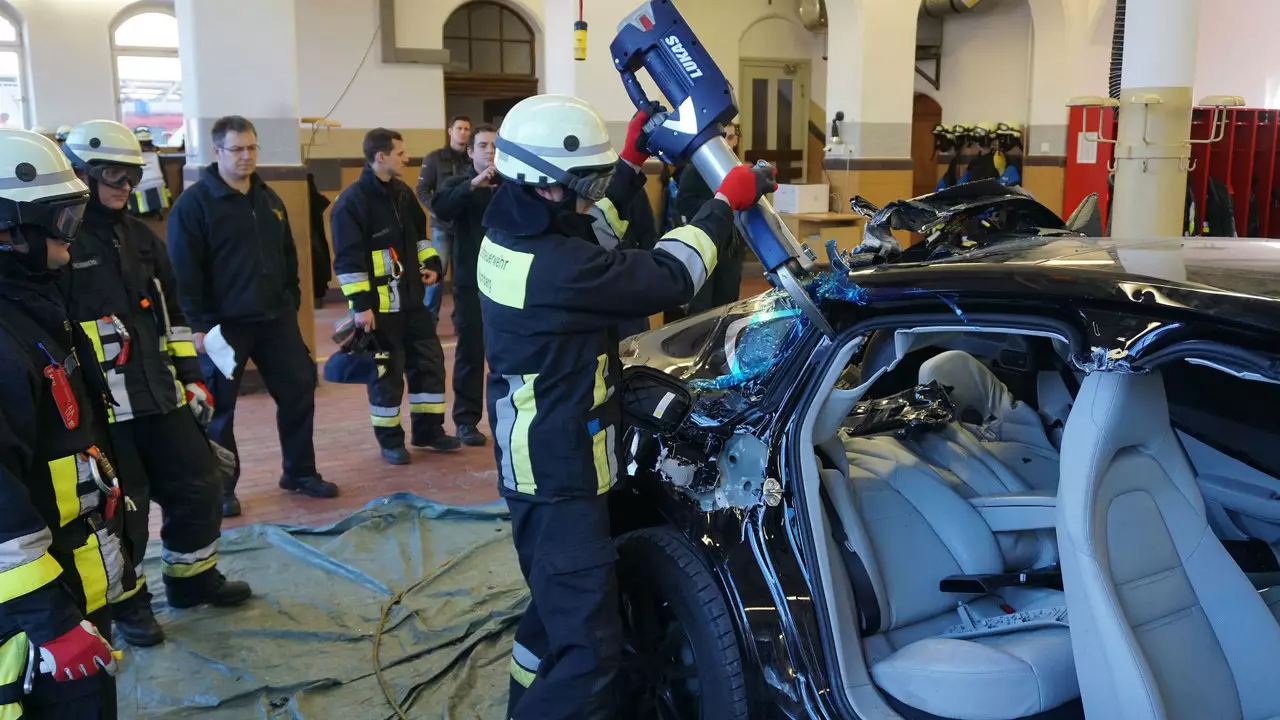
[0,8,26,129]
[112,7,182,141]
[443,1,535,76]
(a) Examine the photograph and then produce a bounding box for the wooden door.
[740,60,810,184]
[911,93,943,198]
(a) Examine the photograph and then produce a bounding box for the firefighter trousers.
[368,308,447,449]
[451,285,485,428]
[107,408,223,605]
[199,317,318,494]
[0,607,116,719]
[505,494,622,720]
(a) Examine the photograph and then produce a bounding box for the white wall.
[296,0,444,129]
[1194,0,1280,108]
[8,0,141,128]
[740,15,827,113]
[914,0,1034,126]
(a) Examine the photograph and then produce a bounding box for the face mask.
[0,225,54,275]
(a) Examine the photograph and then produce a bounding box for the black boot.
[279,473,339,498]
[457,424,488,447]
[222,493,242,517]
[411,428,462,452]
[381,446,412,465]
[113,589,164,647]
[166,569,253,609]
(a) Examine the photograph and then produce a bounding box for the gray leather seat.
[826,438,1080,720]
[1058,371,1280,719]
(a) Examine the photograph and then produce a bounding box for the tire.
[615,526,750,720]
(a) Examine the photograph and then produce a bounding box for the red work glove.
[39,620,119,681]
[620,104,660,167]
[716,163,779,211]
[185,381,214,426]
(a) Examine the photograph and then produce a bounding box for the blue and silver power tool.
[610,0,833,336]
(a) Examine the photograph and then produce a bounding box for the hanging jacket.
[331,164,443,314]
[479,161,734,502]
[62,202,200,423]
[308,173,333,297]
[431,166,498,291]
[166,164,301,333]
[1204,177,1237,237]
[0,266,132,646]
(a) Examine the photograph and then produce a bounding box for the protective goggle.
[564,166,615,203]
[87,164,144,190]
[4,196,90,241]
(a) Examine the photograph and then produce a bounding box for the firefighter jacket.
[431,166,497,291]
[62,202,202,424]
[0,268,132,647]
[479,160,734,501]
[166,163,302,333]
[332,165,443,314]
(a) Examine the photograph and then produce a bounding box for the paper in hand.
[204,325,238,379]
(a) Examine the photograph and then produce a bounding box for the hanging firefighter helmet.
[932,123,955,154]
[996,121,1024,153]
[971,121,997,149]
[134,126,153,144]
[493,94,618,202]
[952,123,974,150]
[0,128,91,242]
[62,120,146,190]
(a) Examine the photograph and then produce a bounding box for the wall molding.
[822,158,914,171]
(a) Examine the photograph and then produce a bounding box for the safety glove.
[39,620,119,681]
[716,162,778,211]
[184,381,215,426]
[621,102,664,167]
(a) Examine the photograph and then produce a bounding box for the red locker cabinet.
[1065,105,1116,225]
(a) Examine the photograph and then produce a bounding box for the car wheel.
[615,526,750,720]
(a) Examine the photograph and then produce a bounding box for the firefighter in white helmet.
[0,127,130,718]
[480,94,776,719]
[60,120,251,648]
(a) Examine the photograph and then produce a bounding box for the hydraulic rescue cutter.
[610,0,835,336]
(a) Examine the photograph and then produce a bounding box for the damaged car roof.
[836,235,1280,334]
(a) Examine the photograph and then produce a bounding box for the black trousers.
[505,494,622,720]
[688,253,744,315]
[108,408,223,598]
[451,285,485,428]
[198,316,317,493]
[368,308,447,449]
[0,607,115,720]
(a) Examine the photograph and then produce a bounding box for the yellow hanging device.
[574,20,588,61]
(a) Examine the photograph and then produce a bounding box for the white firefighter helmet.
[55,125,73,142]
[494,94,618,200]
[0,128,90,239]
[62,119,145,169]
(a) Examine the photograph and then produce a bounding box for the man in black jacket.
[430,124,498,447]
[332,128,460,465]
[61,120,251,648]
[416,115,472,325]
[0,127,127,719]
[167,116,337,517]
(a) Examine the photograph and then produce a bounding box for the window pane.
[444,37,470,71]
[472,39,501,73]
[0,18,16,43]
[117,55,183,135]
[776,78,793,150]
[751,79,769,149]
[472,3,501,39]
[443,9,468,38]
[0,51,21,129]
[502,10,531,41]
[502,42,532,75]
[114,12,179,48]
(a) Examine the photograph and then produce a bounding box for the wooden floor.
[168,275,773,533]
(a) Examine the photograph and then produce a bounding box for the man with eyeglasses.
[60,120,252,648]
[167,115,338,518]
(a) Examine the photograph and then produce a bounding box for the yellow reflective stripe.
[0,552,62,603]
[79,320,106,363]
[341,280,371,296]
[72,533,109,614]
[371,250,388,277]
[162,554,217,579]
[371,415,401,427]
[477,237,534,310]
[409,403,446,415]
[417,243,439,264]
[512,374,538,494]
[663,225,718,275]
[0,631,29,719]
[168,340,197,358]
[596,197,630,238]
[510,657,536,688]
[49,455,81,527]
[377,286,391,313]
[592,427,610,495]
[592,354,608,409]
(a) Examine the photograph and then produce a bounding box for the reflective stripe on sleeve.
[161,541,218,579]
[655,225,718,295]
[338,272,371,296]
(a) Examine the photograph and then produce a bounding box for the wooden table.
[780,212,866,253]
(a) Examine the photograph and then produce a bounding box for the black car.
[610,233,1280,720]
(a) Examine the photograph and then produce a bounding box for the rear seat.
[820,452,1080,720]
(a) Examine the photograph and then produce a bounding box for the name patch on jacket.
[71,257,101,270]
[477,237,532,309]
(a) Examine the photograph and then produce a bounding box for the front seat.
[1058,371,1280,719]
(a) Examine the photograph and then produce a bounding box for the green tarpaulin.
[116,494,524,719]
